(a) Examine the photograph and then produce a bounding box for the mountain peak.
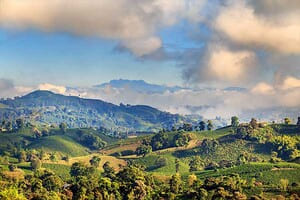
[22,90,56,98]
[95,79,184,94]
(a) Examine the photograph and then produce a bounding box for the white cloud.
[207,46,256,82]
[0,0,207,56]
[214,0,300,54]
[280,76,300,90]
[251,82,274,95]
[38,83,66,94]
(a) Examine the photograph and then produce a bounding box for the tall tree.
[207,120,213,131]
[136,145,152,157]
[284,117,291,125]
[16,118,24,130]
[250,118,258,129]
[175,159,180,173]
[89,156,101,168]
[59,122,67,133]
[199,121,206,131]
[231,116,239,127]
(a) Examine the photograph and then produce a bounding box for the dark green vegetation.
[0,115,300,199]
[0,90,186,132]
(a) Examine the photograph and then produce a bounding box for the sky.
[0,0,300,119]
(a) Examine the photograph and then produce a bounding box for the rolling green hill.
[28,135,88,157]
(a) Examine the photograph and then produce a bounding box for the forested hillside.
[0,90,185,132]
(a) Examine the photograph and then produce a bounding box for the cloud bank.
[1,78,299,121]
[0,0,206,56]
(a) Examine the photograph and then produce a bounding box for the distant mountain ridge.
[0,90,186,132]
[95,79,186,94]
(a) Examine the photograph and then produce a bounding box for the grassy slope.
[195,162,300,184]
[28,135,88,157]
[124,125,300,177]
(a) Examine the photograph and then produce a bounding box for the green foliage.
[59,122,67,133]
[0,187,26,200]
[231,116,239,128]
[136,145,152,157]
[279,179,289,191]
[189,156,204,172]
[199,121,206,131]
[269,135,300,160]
[155,157,167,168]
[89,156,101,168]
[31,158,42,171]
[207,120,213,131]
[284,117,292,125]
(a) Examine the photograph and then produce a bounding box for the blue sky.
[0,28,182,87]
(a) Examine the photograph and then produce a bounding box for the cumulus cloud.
[280,76,300,90]
[207,46,256,82]
[214,0,300,54]
[0,0,206,56]
[182,44,257,86]
[251,82,274,95]
[38,83,67,94]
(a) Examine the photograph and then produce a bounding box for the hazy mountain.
[95,79,186,94]
[0,90,187,132]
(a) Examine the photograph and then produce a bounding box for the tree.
[31,158,42,171]
[250,118,258,129]
[136,145,152,157]
[89,156,101,168]
[174,133,190,147]
[169,173,182,194]
[279,179,289,191]
[155,157,167,168]
[16,118,24,130]
[284,117,291,125]
[59,122,67,133]
[188,174,197,187]
[175,159,180,173]
[0,187,27,200]
[207,120,213,131]
[231,116,239,127]
[199,121,206,131]
[5,121,12,132]
[182,123,193,131]
[201,139,219,155]
[150,132,168,150]
[297,117,300,126]
[189,156,204,172]
[8,164,17,172]
[70,162,95,177]
[50,153,58,162]
[18,151,27,163]
[102,161,115,179]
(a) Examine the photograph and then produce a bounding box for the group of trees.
[170,120,214,133]
[0,160,268,200]
[136,132,193,157]
[0,118,25,132]
[75,130,107,150]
